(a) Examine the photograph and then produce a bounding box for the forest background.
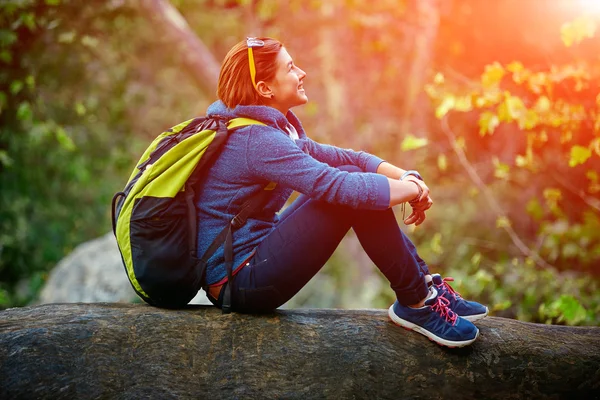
[1,0,599,325]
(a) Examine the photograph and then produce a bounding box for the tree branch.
[440,114,555,270]
[132,0,220,94]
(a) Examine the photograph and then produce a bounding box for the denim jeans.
[217,165,430,313]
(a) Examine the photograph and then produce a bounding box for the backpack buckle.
[231,215,245,229]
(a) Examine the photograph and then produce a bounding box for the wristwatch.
[400,170,423,181]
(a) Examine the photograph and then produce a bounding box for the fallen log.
[1,303,598,399]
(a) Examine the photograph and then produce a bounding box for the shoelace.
[430,295,458,326]
[437,276,463,300]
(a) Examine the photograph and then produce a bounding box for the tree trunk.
[1,303,598,399]
[133,0,220,94]
[394,0,440,160]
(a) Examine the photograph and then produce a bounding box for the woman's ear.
[255,81,273,100]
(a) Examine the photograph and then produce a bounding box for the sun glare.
[577,0,600,13]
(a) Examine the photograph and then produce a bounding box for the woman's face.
[266,47,307,113]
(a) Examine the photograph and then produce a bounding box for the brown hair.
[217,37,283,109]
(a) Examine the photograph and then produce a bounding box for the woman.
[196,37,487,347]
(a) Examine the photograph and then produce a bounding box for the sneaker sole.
[461,307,489,322]
[388,304,479,348]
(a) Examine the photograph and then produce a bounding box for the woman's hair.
[217,37,283,109]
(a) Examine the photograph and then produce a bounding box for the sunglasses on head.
[247,37,265,89]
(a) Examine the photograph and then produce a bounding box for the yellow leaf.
[400,134,429,151]
[505,95,526,120]
[435,95,455,119]
[569,145,592,167]
[496,216,511,228]
[481,62,505,88]
[534,96,551,113]
[493,157,510,180]
[437,153,447,171]
[591,138,600,156]
[543,188,562,209]
[478,111,500,136]
[454,96,473,112]
[506,61,524,73]
[560,16,597,47]
[515,154,530,168]
[519,109,539,130]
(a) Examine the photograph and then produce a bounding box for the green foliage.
[0,0,202,308]
[425,14,600,281]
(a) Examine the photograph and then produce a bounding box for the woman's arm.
[376,161,407,180]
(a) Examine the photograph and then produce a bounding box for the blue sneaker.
[388,287,479,348]
[431,274,488,322]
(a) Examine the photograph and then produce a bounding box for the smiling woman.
[124,36,489,348]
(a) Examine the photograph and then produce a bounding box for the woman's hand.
[402,177,433,226]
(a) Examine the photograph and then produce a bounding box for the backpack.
[111,115,273,313]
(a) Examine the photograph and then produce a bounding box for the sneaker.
[388,287,479,348]
[431,274,488,322]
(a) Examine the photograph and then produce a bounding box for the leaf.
[55,127,76,151]
[560,16,596,47]
[0,149,13,167]
[526,198,544,220]
[481,62,505,88]
[435,94,455,119]
[437,153,447,171]
[493,157,510,179]
[16,101,32,121]
[478,111,499,136]
[81,35,99,48]
[543,188,562,209]
[504,95,526,121]
[568,145,592,167]
[496,216,511,228]
[515,154,530,168]
[454,95,472,112]
[534,96,551,113]
[400,134,428,151]
[549,295,587,325]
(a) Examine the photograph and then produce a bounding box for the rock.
[1,303,599,399]
[37,232,210,305]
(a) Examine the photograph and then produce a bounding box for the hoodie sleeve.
[244,126,390,210]
[300,137,385,173]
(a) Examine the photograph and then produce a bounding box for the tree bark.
[394,0,440,160]
[132,0,220,94]
[1,304,598,399]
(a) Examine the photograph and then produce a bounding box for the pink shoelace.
[438,276,463,300]
[430,295,458,326]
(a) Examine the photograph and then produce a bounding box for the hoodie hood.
[206,100,306,137]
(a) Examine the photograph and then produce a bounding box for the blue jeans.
[216,165,430,313]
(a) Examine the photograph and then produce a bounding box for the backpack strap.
[199,183,275,314]
[227,117,266,130]
[198,116,274,314]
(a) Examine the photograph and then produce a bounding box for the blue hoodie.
[198,101,390,285]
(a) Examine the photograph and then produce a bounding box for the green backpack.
[111,116,272,313]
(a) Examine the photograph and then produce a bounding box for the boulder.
[37,232,210,305]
